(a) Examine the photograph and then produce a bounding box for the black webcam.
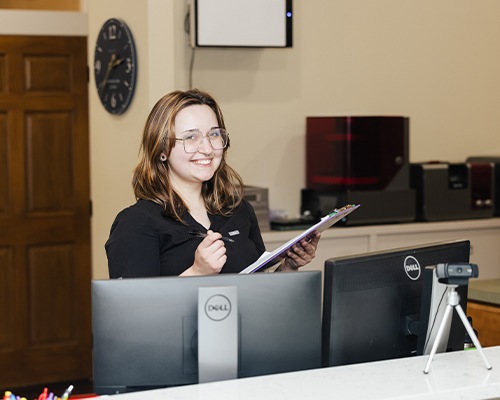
[435,263,479,285]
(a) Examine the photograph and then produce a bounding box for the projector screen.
[189,0,293,48]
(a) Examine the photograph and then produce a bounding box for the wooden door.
[0,36,91,387]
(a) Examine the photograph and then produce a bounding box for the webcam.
[435,262,478,285]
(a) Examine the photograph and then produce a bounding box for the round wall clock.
[94,18,137,115]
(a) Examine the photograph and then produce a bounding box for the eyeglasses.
[175,128,229,154]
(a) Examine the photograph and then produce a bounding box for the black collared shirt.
[105,199,265,278]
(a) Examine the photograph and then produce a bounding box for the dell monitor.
[322,240,470,367]
[92,271,321,394]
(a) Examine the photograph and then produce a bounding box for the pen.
[189,229,235,243]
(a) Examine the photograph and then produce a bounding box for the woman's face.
[167,104,223,188]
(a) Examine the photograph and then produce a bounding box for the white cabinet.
[261,218,500,280]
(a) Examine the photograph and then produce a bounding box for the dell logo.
[204,294,232,322]
[404,256,421,280]
[208,304,229,312]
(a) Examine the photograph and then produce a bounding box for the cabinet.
[261,218,500,280]
[467,302,500,347]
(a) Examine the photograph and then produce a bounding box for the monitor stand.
[423,285,492,374]
[198,286,238,383]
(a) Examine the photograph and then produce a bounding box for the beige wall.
[2,1,500,279]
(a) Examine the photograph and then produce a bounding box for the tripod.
[423,285,492,374]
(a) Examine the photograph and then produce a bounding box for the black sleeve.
[105,207,161,278]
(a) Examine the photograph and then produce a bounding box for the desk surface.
[110,346,500,400]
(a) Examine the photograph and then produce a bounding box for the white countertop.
[109,346,500,400]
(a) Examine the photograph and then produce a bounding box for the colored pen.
[189,229,234,243]
[38,388,48,400]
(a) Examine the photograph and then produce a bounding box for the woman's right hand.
[181,230,227,276]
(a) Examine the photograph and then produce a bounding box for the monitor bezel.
[92,271,322,394]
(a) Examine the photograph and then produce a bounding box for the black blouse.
[105,199,266,278]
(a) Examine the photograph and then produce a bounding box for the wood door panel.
[0,112,7,213]
[0,35,91,387]
[28,244,75,345]
[0,247,14,350]
[24,55,72,93]
[0,217,76,244]
[26,112,74,212]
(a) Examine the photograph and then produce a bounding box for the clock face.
[94,18,137,115]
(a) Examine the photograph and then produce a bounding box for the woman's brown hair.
[132,89,243,221]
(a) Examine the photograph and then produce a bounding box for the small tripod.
[424,285,492,374]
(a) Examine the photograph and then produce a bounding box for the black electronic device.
[422,262,491,374]
[436,262,479,285]
[303,116,415,225]
[92,271,321,394]
[467,156,500,216]
[301,188,415,226]
[322,240,470,367]
[410,161,494,221]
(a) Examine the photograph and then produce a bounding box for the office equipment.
[410,161,494,221]
[417,265,454,356]
[423,263,491,374]
[303,116,415,225]
[240,204,360,274]
[322,240,471,367]
[467,156,500,215]
[92,271,321,394]
[198,286,238,383]
[243,186,270,232]
[187,0,293,48]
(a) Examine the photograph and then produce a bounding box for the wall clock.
[94,18,137,115]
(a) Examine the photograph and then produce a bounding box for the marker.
[60,385,73,400]
[38,388,48,400]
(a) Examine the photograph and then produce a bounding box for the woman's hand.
[181,230,227,276]
[279,232,321,272]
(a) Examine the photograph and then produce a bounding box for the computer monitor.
[322,240,470,367]
[92,271,322,394]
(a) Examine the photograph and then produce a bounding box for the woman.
[106,89,319,278]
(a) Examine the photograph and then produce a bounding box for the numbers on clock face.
[94,19,137,115]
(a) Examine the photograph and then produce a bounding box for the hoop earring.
[160,154,167,162]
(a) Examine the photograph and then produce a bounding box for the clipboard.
[240,204,360,274]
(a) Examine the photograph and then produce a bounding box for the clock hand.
[98,53,124,92]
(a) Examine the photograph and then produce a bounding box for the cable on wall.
[185,8,196,89]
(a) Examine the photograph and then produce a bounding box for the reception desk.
[109,346,500,400]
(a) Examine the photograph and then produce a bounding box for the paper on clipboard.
[239,204,360,274]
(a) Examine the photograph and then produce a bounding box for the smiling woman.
[105,89,320,278]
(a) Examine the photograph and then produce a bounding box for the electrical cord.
[185,8,196,89]
[423,286,448,351]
